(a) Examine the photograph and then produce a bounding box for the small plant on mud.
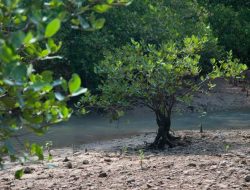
[45,141,53,161]
[225,144,230,152]
[122,146,128,155]
[72,144,80,154]
[138,149,145,169]
[199,111,207,133]
[14,169,24,180]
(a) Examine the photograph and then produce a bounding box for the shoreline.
[175,78,250,113]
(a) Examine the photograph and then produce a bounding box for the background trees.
[58,0,224,90]
[57,0,250,91]
[198,0,250,66]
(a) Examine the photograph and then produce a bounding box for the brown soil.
[0,129,249,190]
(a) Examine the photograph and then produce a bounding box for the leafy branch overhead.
[0,0,131,167]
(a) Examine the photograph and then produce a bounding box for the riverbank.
[1,129,249,190]
[176,78,250,113]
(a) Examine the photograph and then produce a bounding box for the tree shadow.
[88,130,250,157]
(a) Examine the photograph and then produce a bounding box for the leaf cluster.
[0,0,130,168]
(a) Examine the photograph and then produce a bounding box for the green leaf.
[68,74,81,94]
[30,144,44,160]
[23,32,34,45]
[210,58,216,64]
[106,0,114,4]
[45,19,61,38]
[242,64,247,71]
[55,92,65,101]
[61,79,68,92]
[92,18,106,30]
[41,71,53,82]
[0,45,16,63]
[15,169,24,179]
[61,106,69,117]
[30,82,51,92]
[39,49,50,58]
[78,16,90,30]
[52,79,63,87]
[47,154,52,161]
[71,87,87,97]
[11,31,25,48]
[93,4,111,13]
[164,64,173,71]
[10,64,27,82]
[47,39,62,52]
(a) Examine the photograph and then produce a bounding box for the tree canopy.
[82,36,247,148]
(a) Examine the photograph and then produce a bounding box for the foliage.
[14,168,24,179]
[93,37,222,113]
[198,0,250,66]
[0,0,130,167]
[225,144,230,152]
[57,0,223,90]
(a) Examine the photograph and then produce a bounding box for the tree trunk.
[152,112,173,149]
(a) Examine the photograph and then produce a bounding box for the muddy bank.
[176,78,250,113]
[0,129,249,190]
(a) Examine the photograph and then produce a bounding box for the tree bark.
[152,111,173,149]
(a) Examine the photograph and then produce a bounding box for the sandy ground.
[0,129,250,190]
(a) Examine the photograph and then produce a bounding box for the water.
[16,108,250,148]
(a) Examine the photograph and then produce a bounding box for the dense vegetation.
[57,0,250,90]
[198,0,250,66]
[0,0,249,175]
[57,0,221,89]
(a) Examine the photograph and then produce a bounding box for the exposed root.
[147,135,174,149]
[167,133,181,141]
[146,133,190,150]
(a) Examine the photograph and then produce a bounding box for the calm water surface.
[19,108,250,148]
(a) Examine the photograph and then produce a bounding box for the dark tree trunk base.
[148,132,175,149]
[147,134,189,150]
[167,132,181,141]
[151,112,181,149]
[152,137,173,149]
[146,131,188,150]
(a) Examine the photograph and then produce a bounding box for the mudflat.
[0,129,249,190]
